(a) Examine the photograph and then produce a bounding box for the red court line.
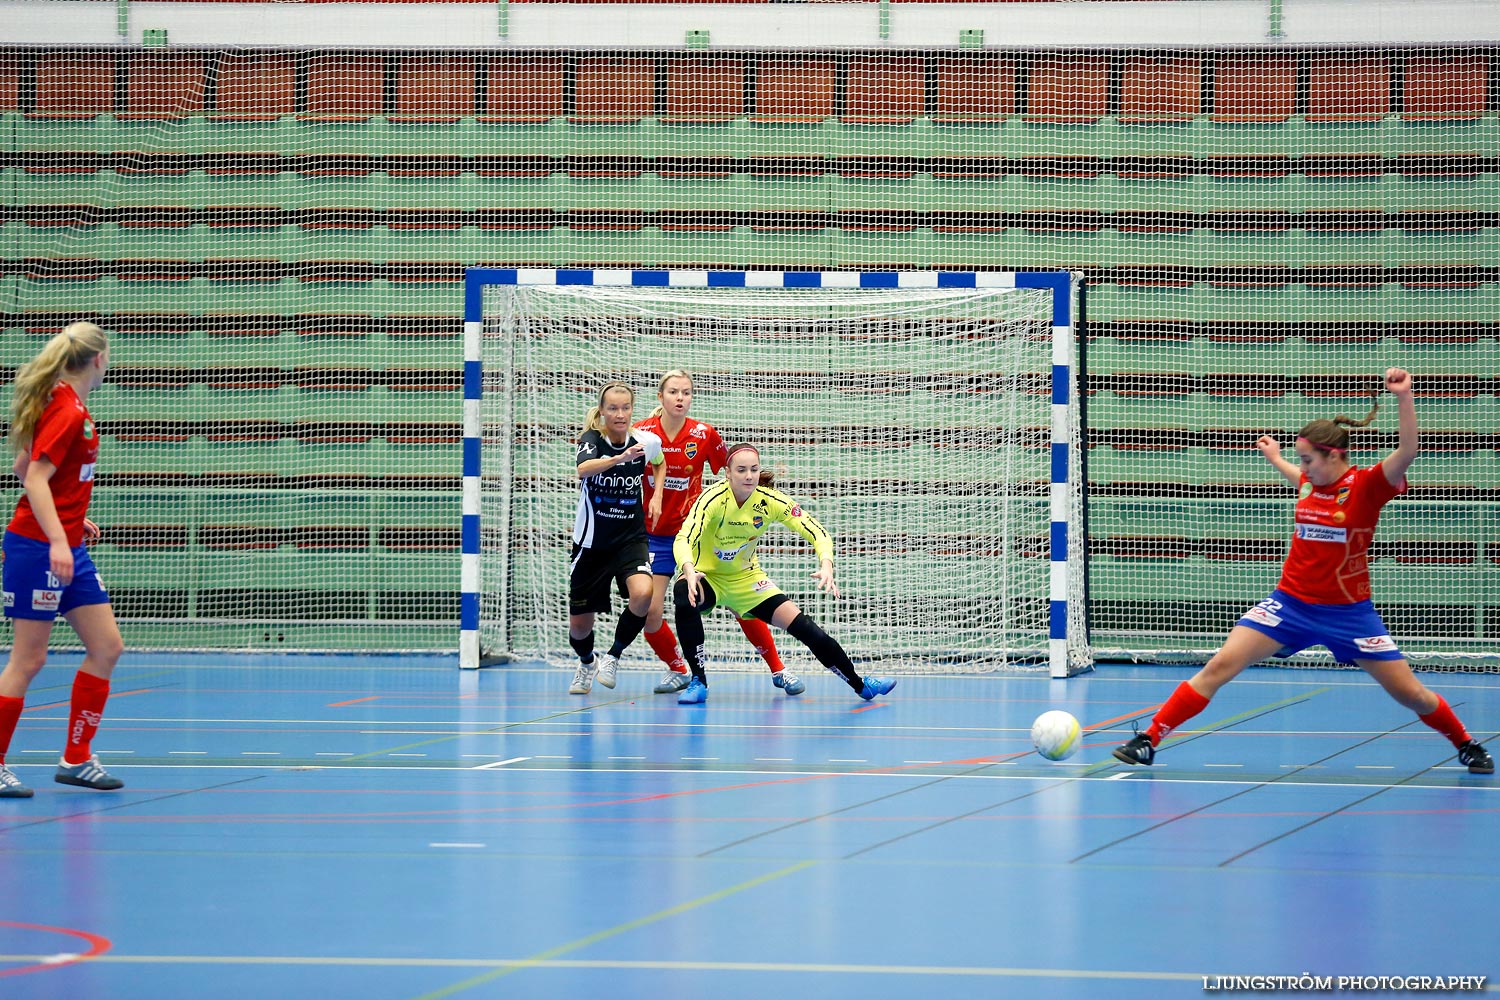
[0,921,112,979]
[327,696,382,707]
[849,703,888,714]
[20,685,162,713]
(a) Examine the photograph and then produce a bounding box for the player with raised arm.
[670,442,895,705]
[634,370,801,696]
[1112,369,1492,774]
[567,382,663,695]
[0,322,126,797]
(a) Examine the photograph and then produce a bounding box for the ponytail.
[1297,390,1380,454]
[581,381,635,437]
[10,321,109,453]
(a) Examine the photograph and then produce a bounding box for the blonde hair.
[1298,391,1380,454]
[649,369,695,419]
[9,321,109,453]
[582,381,635,437]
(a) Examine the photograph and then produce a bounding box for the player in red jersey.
[1113,368,1492,774]
[632,370,802,696]
[0,322,126,798]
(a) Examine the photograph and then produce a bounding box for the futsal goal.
[461,268,1089,677]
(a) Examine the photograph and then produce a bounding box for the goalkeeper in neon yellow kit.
[670,442,897,706]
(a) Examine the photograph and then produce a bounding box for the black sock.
[609,608,648,657]
[673,598,708,684]
[785,613,862,691]
[569,632,595,664]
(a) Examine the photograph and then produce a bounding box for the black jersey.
[573,428,651,550]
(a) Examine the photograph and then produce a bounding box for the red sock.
[1419,695,1471,748]
[0,695,24,765]
[737,617,786,673]
[63,671,111,766]
[1146,681,1210,745]
[644,624,688,674]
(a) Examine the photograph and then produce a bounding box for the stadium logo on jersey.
[1354,635,1396,653]
[82,419,94,440]
[1295,523,1347,543]
[1299,482,1313,500]
[684,441,699,460]
[32,589,61,612]
[1336,485,1351,505]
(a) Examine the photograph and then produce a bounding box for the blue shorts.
[647,533,677,576]
[1236,589,1404,663]
[2,531,111,621]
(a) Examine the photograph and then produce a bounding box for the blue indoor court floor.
[0,654,1496,1000]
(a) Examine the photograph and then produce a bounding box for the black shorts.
[569,540,651,615]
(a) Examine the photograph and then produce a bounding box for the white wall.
[2,0,1498,49]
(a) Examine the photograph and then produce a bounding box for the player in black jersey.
[568,382,663,695]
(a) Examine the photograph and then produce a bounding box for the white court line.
[388,753,427,757]
[472,756,532,769]
[168,751,207,755]
[315,752,353,757]
[608,756,646,760]
[829,759,867,763]
[682,757,720,761]
[754,758,793,762]
[240,752,281,756]
[429,843,487,849]
[4,761,1493,793]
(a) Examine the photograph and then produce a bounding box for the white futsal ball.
[1031,710,1082,761]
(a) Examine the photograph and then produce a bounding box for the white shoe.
[569,661,596,695]
[0,764,34,798]
[654,671,690,694]
[596,653,619,690]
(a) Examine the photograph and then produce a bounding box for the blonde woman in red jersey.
[1113,368,1492,774]
[0,322,125,798]
[633,370,802,696]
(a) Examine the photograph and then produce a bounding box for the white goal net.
[469,271,1088,675]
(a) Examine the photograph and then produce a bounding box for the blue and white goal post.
[461,268,1091,678]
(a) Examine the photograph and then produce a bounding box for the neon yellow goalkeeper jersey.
[674,481,834,575]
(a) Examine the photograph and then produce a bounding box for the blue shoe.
[858,676,896,701]
[772,670,805,696]
[677,677,708,705]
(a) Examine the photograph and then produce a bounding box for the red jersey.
[1276,462,1404,605]
[9,383,99,547]
[633,414,727,537]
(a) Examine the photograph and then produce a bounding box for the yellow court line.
[410,859,819,999]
